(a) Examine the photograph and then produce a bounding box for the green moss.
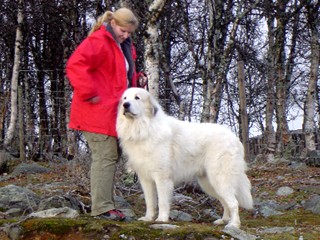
[109,221,228,240]
[0,210,318,240]
[17,218,230,240]
[21,218,88,235]
[241,209,320,239]
[0,219,16,227]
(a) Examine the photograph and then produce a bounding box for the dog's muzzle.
[123,102,130,110]
[123,102,135,117]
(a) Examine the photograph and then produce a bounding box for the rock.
[0,150,21,171]
[203,209,220,220]
[11,163,50,176]
[276,186,294,196]
[223,226,257,240]
[29,207,79,218]
[306,150,320,167]
[299,186,320,194]
[173,193,194,203]
[0,211,9,219]
[114,195,136,220]
[2,225,22,240]
[289,161,307,169]
[0,184,40,216]
[259,226,295,234]
[150,224,180,230]
[119,208,136,221]
[0,150,9,174]
[256,200,282,217]
[303,195,320,214]
[8,226,22,240]
[5,208,22,216]
[115,195,132,209]
[259,205,283,217]
[170,210,193,222]
[38,195,83,212]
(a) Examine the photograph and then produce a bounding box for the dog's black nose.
[123,102,130,109]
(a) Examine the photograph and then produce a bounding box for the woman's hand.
[138,73,148,88]
[86,96,100,104]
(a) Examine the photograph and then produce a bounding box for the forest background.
[0,0,319,163]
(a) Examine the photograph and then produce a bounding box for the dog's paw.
[138,216,153,221]
[155,217,169,222]
[225,221,240,229]
[213,219,227,225]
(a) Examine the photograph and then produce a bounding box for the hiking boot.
[94,209,126,221]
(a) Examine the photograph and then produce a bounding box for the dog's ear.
[148,94,159,116]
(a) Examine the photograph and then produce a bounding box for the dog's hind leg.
[198,177,230,224]
[198,175,240,228]
[217,193,240,228]
[138,178,157,221]
[213,198,231,225]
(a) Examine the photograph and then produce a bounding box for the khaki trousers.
[82,131,118,216]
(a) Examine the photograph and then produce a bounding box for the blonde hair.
[89,8,139,35]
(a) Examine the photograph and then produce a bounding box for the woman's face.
[111,19,135,43]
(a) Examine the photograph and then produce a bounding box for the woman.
[66,8,146,220]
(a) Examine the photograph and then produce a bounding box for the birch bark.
[303,3,319,151]
[144,0,167,99]
[4,0,24,147]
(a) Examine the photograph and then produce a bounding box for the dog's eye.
[124,97,127,100]
[135,96,140,100]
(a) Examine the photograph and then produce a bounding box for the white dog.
[116,88,253,228]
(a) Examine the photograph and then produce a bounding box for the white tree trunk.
[304,13,319,151]
[144,0,167,99]
[4,0,24,147]
[265,12,276,162]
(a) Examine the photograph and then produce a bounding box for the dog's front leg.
[138,178,157,221]
[155,177,174,222]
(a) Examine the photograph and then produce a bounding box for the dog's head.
[118,88,160,119]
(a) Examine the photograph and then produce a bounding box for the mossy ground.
[1,209,319,240]
[0,161,319,239]
[2,218,228,240]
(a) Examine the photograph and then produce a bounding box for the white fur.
[116,88,253,228]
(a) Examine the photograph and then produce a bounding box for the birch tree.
[303,1,320,152]
[238,60,249,160]
[274,1,289,154]
[264,1,277,162]
[202,0,258,123]
[274,0,302,155]
[144,0,167,99]
[4,0,24,147]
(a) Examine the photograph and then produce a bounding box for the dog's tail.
[236,174,253,210]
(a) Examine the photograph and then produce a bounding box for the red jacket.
[66,26,138,137]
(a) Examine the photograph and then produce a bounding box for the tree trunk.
[201,0,222,123]
[4,0,24,147]
[0,86,8,144]
[37,69,50,158]
[144,0,167,99]
[202,0,259,123]
[18,86,25,161]
[265,9,276,162]
[274,0,291,155]
[238,60,249,161]
[61,0,82,159]
[24,71,37,159]
[303,2,319,152]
